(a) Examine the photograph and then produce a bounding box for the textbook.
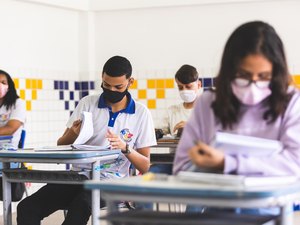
[211,132,282,156]
[177,171,298,187]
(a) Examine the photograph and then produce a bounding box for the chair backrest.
[18,130,26,149]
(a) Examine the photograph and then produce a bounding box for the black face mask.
[101,85,128,103]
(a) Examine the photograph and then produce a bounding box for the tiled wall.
[13,78,100,147]
[13,74,300,148]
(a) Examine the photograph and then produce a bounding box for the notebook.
[211,132,282,156]
[177,171,298,187]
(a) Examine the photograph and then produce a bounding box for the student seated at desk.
[17,56,157,225]
[173,21,300,215]
[151,65,202,174]
[0,70,26,149]
[0,69,26,198]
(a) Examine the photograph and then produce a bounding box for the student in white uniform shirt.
[17,56,157,225]
[151,65,202,174]
[164,65,202,136]
[0,69,26,200]
[0,70,26,149]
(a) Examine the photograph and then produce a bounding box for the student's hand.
[106,129,126,151]
[70,119,82,135]
[189,141,225,171]
[173,121,186,133]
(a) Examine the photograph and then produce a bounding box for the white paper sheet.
[210,132,283,156]
[73,111,94,145]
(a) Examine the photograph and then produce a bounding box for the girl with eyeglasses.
[173,21,300,214]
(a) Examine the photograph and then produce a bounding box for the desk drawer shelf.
[3,169,88,184]
[102,211,277,225]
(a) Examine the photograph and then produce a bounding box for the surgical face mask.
[231,78,271,105]
[179,90,197,103]
[0,83,8,98]
[101,85,128,103]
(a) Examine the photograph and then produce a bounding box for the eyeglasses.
[233,78,270,89]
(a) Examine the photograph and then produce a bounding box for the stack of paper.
[71,144,110,151]
[211,132,283,156]
[73,111,94,145]
[177,171,298,187]
[35,111,109,152]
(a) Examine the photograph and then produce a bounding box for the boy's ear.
[198,79,202,88]
[128,78,134,88]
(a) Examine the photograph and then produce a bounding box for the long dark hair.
[0,70,19,110]
[211,21,291,129]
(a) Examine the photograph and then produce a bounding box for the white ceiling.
[15,0,284,11]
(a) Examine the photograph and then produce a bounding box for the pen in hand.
[194,140,205,155]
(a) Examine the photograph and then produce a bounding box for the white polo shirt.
[67,93,157,179]
[156,103,193,136]
[0,98,26,148]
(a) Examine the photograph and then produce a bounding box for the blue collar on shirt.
[98,92,135,114]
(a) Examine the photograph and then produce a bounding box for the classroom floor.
[1,209,300,225]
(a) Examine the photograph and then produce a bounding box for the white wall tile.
[147,89,156,99]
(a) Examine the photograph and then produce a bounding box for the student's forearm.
[57,129,78,145]
[0,127,14,135]
[126,151,150,174]
[0,121,22,135]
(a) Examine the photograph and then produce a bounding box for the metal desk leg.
[278,203,293,225]
[91,160,100,225]
[2,162,12,225]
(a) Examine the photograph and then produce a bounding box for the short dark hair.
[175,64,198,84]
[102,56,132,79]
[0,70,19,110]
[211,21,291,129]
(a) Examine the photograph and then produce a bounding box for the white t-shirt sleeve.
[9,98,26,124]
[134,106,157,149]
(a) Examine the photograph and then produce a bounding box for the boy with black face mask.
[17,56,157,225]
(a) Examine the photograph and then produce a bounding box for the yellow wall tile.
[32,90,37,100]
[147,99,156,109]
[37,80,43,89]
[26,101,31,111]
[26,79,31,89]
[156,79,165,88]
[13,79,19,89]
[20,90,25,99]
[293,75,300,85]
[156,89,165,99]
[32,80,37,89]
[138,89,147,99]
[165,79,174,88]
[147,79,156,89]
[131,80,138,89]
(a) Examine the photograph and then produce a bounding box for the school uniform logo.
[120,128,133,142]
[0,113,9,122]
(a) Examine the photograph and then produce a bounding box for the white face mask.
[231,78,271,105]
[179,90,197,103]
